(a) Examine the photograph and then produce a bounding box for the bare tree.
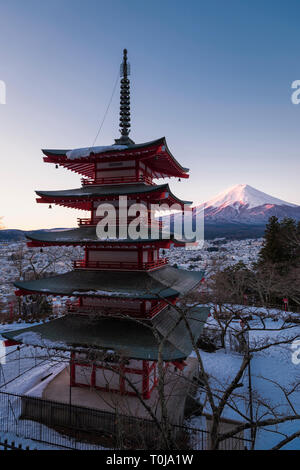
[3,259,300,450]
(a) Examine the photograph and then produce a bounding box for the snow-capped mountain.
[163,184,300,239]
[202,184,297,210]
[192,184,300,224]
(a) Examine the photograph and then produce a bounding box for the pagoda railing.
[81,175,154,186]
[73,258,168,271]
[149,301,168,317]
[66,301,167,317]
[77,218,95,226]
[77,218,163,228]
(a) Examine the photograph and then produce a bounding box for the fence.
[0,345,52,389]
[0,390,251,450]
[0,439,32,451]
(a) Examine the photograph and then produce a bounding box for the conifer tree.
[258,216,284,264]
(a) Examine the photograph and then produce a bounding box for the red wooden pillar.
[70,352,75,386]
[89,204,93,225]
[9,302,14,321]
[147,205,151,227]
[93,162,96,182]
[142,360,150,399]
[135,160,139,182]
[91,364,96,388]
[137,247,142,269]
[120,363,126,395]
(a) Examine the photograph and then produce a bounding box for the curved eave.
[14,283,179,300]
[3,307,209,361]
[0,316,184,361]
[14,280,179,301]
[26,229,189,247]
[35,184,192,208]
[41,137,167,158]
[35,182,169,198]
[42,137,189,179]
[158,137,189,175]
[14,267,204,300]
[1,308,209,361]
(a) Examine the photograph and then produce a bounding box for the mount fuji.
[167,184,300,239]
[195,184,300,224]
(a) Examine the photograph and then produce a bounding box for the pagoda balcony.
[66,300,168,318]
[77,217,163,228]
[81,175,154,186]
[77,218,95,226]
[73,258,168,271]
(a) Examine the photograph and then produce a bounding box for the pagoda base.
[21,358,199,445]
[70,355,159,400]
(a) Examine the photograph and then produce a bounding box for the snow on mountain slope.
[202,184,297,210]
[164,184,300,229]
[185,184,300,224]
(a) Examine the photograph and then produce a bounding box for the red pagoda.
[5,50,207,404]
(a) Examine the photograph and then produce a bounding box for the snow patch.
[66,145,128,160]
[72,289,133,297]
[24,363,66,398]
[14,331,67,349]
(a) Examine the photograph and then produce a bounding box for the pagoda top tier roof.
[26,226,191,246]
[2,307,209,361]
[42,137,189,179]
[35,182,192,207]
[15,266,204,300]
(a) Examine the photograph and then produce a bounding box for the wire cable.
[90,69,120,149]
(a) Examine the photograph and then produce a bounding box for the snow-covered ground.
[0,335,105,450]
[1,240,299,450]
[0,241,82,315]
[189,314,300,450]
[0,315,299,449]
[167,238,262,273]
[0,239,261,311]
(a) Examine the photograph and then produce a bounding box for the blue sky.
[1,0,300,229]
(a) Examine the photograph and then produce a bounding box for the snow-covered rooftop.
[66,145,128,160]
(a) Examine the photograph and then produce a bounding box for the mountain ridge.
[190,184,300,224]
[200,184,297,210]
[167,184,300,239]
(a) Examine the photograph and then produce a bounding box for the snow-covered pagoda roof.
[14,266,204,300]
[35,182,192,208]
[2,307,209,361]
[26,226,192,247]
[42,137,189,179]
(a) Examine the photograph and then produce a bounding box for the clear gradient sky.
[1,0,300,230]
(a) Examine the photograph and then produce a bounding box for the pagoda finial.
[115,49,135,145]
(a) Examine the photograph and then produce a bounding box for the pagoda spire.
[115,49,135,145]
